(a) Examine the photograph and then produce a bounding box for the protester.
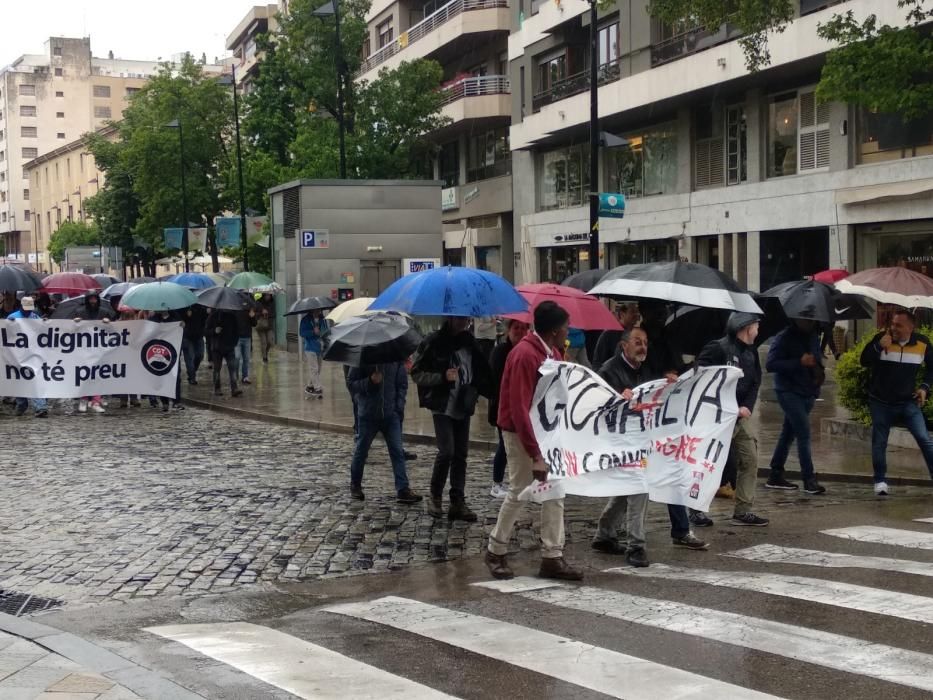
[412,316,493,521]
[765,319,826,495]
[486,301,583,581]
[206,309,242,397]
[182,304,207,385]
[300,310,328,397]
[35,293,54,319]
[256,293,276,364]
[148,309,185,411]
[346,361,422,504]
[6,297,48,418]
[696,312,770,526]
[593,301,639,367]
[474,317,498,362]
[73,291,112,413]
[565,327,591,368]
[0,292,19,319]
[860,309,933,494]
[236,304,258,385]
[488,319,530,499]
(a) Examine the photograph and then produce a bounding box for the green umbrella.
[227,271,275,291]
[120,281,198,311]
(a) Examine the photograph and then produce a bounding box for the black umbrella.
[323,312,422,367]
[285,296,338,316]
[0,265,42,293]
[761,280,836,324]
[196,286,251,311]
[128,276,156,283]
[665,295,787,353]
[561,268,610,293]
[93,274,120,287]
[834,293,874,321]
[590,262,762,313]
[101,282,137,300]
[51,296,116,320]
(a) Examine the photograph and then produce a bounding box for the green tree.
[48,221,100,266]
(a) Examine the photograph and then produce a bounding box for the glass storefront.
[538,245,590,283]
[607,240,678,266]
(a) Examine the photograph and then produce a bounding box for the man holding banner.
[486,301,584,582]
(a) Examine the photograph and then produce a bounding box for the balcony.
[440,74,511,124]
[440,74,510,105]
[531,60,620,113]
[650,22,742,68]
[359,0,509,76]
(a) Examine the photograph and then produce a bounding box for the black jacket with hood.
[695,312,762,412]
[411,325,493,413]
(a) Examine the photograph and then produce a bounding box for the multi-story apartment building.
[226,3,286,94]
[509,0,933,289]
[359,0,515,277]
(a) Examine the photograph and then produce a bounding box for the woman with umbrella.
[299,308,329,398]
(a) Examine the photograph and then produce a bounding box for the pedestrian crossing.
[143,516,933,700]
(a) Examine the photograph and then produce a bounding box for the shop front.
[606,239,679,267]
[537,232,591,283]
[759,228,829,289]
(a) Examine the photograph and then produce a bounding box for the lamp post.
[588,0,600,271]
[31,210,39,273]
[166,119,190,272]
[312,0,348,179]
[219,66,250,271]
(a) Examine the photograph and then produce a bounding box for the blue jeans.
[870,399,933,482]
[235,337,251,380]
[769,392,816,481]
[493,428,507,484]
[15,397,47,414]
[350,413,410,492]
[182,336,205,381]
[668,505,690,539]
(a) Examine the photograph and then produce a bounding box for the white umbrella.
[835,267,933,310]
[326,297,375,324]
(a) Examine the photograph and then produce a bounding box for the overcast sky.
[1,0,260,67]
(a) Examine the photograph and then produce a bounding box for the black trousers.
[431,414,471,500]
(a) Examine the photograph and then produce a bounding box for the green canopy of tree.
[48,221,100,265]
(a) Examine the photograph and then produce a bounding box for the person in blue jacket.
[765,318,826,495]
[346,361,422,505]
[7,297,48,418]
[299,310,328,397]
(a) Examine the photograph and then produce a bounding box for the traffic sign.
[300,230,330,249]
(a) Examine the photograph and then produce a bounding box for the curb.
[0,611,203,699]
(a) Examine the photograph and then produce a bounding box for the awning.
[835,178,933,205]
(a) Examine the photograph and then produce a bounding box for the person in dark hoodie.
[182,304,208,385]
[346,361,422,505]
[148,309,185,411]
[411,316,493,521]
[765,318,826,495]
[696,312,769,526]
[73,291,114,413]
[206,309,243,397]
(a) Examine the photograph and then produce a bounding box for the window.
[54,68,63,77]
[377,19,394,49]
[439,140,459,188]
[768,88,830,178]
[23,210,30,222]
[22,147,37,159]
[66,158,71,176]
[126,87,140,96]
[92,85,111,98]
[23,189,29,201]
[858,108,933,163]
[21,127,37,138]
[20,105,37,117]
[57,132,66,140]
[538,53,567,93]
[726,105,748,185]
[53,46,62,56]
[694,104,747,188]
[607,124,678,198]
[56,112,64,118]
[538,144,590,210]
[94,106,112,119]
[598,23,619,69]
[19,84,36,96]
[55,91,64,98]
[1,213,6,223]
[466,128,510,182]
[361,35,371,59]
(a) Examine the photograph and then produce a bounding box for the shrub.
[836,326,933,426]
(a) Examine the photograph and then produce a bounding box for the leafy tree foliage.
[48,221,100,265]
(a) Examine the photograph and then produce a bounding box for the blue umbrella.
[368,266,528,317]
[167,272,218,289]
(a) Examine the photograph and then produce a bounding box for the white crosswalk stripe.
[725,543,933,577]
[605,563,933,624]
[913,517,933,524]
[146,621,455,699]
[474,577,933,694]
[324,595,779,699]
[822,525,933,550]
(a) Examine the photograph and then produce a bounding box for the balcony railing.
[650,22,742,67]
[440,75,510,106]
[531,60,620,113]
[800,0,848,16]
[358,0,509,75]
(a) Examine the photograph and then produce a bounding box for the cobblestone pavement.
[0,403,929,611]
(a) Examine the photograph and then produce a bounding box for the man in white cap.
[6,297,49,418]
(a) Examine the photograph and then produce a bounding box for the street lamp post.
[230,65,249,271]
[313,0,348,179]
[588,0,600,271]
[167,119,191,272]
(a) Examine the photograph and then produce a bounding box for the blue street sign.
[598,193,626,219]
[300,229,330,249]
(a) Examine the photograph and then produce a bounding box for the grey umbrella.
[51,296,117,320]
[285,296,338,316]
[196,286,251,311]
[0,266,42,294]
[323,312,422,367]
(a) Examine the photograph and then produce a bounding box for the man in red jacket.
[485,300,584,581]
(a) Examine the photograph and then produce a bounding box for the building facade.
[508,0,933,289]
[359,0,515,278]
[226,4,285,94]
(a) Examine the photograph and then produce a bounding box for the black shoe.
[766,476,798,490]
[689,512,714,528]
[625,547,650,568]
[14,406,26,417]
[162,404,169,412]
[188,378,197,385]
[485,551,514,580]
[397,488,423,505]
[350,484,365,501]
[231,389,243,397]
[539,557,584,581]
[731,512,770,527]
[804,479,826,495]
[448,500,478,522]
[403,451,418,461]
[591,538,627,555]
[426,497,444,518]
[35,410,48,418]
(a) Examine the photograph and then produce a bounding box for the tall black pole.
[178,119,190,273]
[232,64,249,271]
[334,0,347,179]
[588,0,600,270]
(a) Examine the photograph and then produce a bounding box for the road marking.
[477,577,933,694]
[325,596,778,699]
[914,518,933,524]
[725,544,933,577]
[605,564,933,624]
[822,526,933,550]
[146,621,454,699]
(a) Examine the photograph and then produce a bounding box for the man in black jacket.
[860,309,933,495]
[182,305,207,385]
[207,310,242,397]
[412,317,493,522]
[696,312,769,526]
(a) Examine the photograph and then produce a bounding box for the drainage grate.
[0,590,63,616]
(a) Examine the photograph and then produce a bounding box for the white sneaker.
[874,481,889,496]
[78,399,88,413]
[90,402,105,414]
[490,483,509,499]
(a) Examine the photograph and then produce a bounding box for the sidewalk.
[183,346,931,485]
